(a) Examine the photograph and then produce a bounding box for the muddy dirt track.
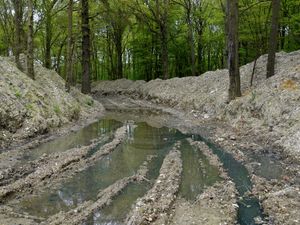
[0,95,299,225]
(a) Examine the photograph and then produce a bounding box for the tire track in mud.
[125,142,183,225]
[164,139,238,225]
[0,134,110,187]
[0,126,128,203]
[45,155,157,225]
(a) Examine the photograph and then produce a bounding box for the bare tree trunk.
[27,0,34,79]
[115,31,123,79]
[66,0,73,92]
[186,2,196,76]
[266,0,280,78]
[45,11,52,69]
[227,0,241,101]
[81,0,91,94]
[160,0,169,80]
[161,24,169,79]
[13,0,22,71]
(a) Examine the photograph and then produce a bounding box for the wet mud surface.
[0,96,299,225]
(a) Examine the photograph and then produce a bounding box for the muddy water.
[86,182,149,225]
[17,123,180,217]
[14,114,270,225]
[179,140,221,200]
[16,120,222,224]
[21,119,122,161]
[193,135,264,225]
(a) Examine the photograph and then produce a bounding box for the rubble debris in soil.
[252,175,300,225]
[168,181,237,225]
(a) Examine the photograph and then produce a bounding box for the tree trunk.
[227,0,241,101]
[266,0,280,78]
[160,0,169,80]
[115,32,123,79]
[45,11,52,69]
[13,0,22,71]
[161,24,169,79]
[81,0,91,94]
[186,6,196,76]
[27,0,34,79]
[66,0,73,92]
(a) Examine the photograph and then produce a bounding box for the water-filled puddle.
[16,114,267,225]
[22,119,122,161]
[18,123,182,217]
[86,182,149,225]
[179,140,221,200]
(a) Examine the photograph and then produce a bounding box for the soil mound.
[0,56,104,148]
[93,51,300,160]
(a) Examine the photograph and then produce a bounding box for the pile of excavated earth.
[94,50,300,161]
[0,56,104,149]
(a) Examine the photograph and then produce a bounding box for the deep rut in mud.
[0,111,267,225]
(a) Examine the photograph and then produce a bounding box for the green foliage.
[0,0,299,81]
[15,89,21,98]
[86,98,94,106]
[26,103,34,111]
[53,105,61,115]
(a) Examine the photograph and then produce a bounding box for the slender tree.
[65,0,73,92]
[266,0,281,78]
[27,0,34,79]
[227,0,241,101]
[81,0,91,94]
[12,0,22,70]
[43,0,59,69]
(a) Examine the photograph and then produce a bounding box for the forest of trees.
[0,0,300,99]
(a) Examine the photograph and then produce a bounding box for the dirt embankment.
[0,56,104,149]
[93,51,300,162]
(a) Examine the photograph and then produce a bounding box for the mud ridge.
[0,126,128,202]
[46,155,156,225]
[0,134,110,188]
[125,143,182,225]
[164,139,238,225]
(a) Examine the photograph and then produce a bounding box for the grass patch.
[54,105,61,114]
[86,98,94,106]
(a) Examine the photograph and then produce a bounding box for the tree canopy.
[0,0,299,82]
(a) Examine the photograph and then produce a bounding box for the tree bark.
[160,0,169,80]
[13,0,23,71]
[81,0,91,94]
[266,0,280,78]
[227,0,241,101]
[186,1,196,76]
[115,30,123,79]
[66,0,74,92]
[27,0,35,79]
[45,11,52,69]
[161,24,169,80]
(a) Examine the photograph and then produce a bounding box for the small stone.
[229,136,236,140]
